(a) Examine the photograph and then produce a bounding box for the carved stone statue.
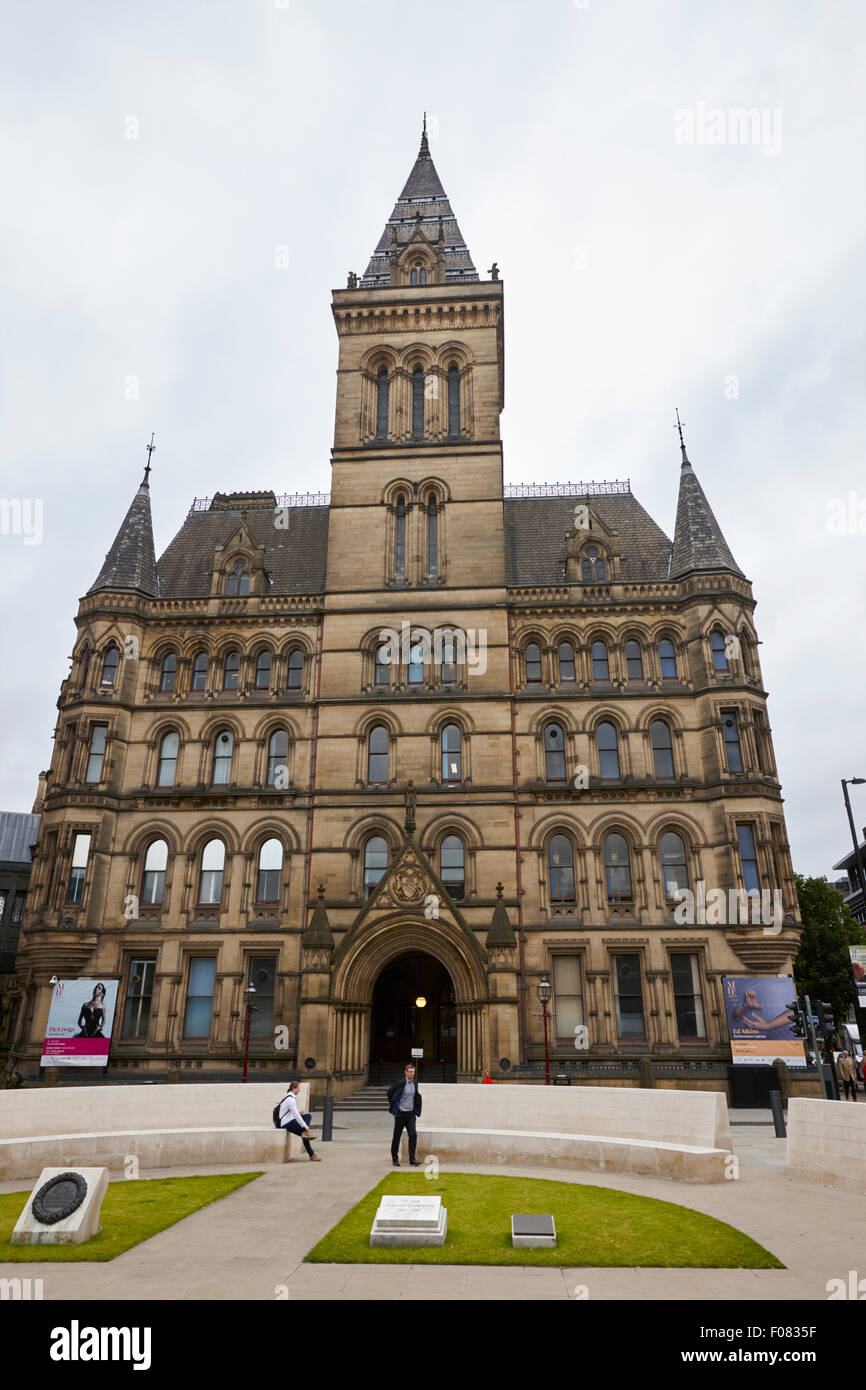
[347,270,358,289]
[404,779,417,833]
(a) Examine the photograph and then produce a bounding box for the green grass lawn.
[0,1173,262,1262]
[306,1172,783,1269]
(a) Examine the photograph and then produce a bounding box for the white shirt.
[279,1092,306,1128]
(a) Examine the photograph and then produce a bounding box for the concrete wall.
[787,1097,866,1192]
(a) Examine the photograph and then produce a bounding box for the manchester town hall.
[5,125,800,1094]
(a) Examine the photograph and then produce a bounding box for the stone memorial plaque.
[370,1193,447,1247]
[511,1213,557,1249]
[12,1167,110,1247]
[32,1173,88,1225]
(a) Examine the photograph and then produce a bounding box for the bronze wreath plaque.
[32,1171,88,1225]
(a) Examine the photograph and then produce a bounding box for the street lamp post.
[242,981,257,1083]
[841,779,866,925]
[538,975,551,1086]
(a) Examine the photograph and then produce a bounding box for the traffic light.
[787,1000,807,1038]
[817,1001,836,1040]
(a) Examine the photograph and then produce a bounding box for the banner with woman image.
[40,979,119,1066]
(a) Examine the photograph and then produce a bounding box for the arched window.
[581,546,607,583]
[286,649,304,690]
[544,724,567,782]
[659,639,677,680]
[412,366,425,438]
[192,651,209,691]
[597,721,620,780]
[368,725,389,784]
[660,832,689,900]
[212,729,234,785]
[226,560,250,597]
[525,642,542,684]
[100,646,120,687]
[651,720,674,779]
[394,494,407,583]
[426,493,438,580]
[440,835,465,900]
[605,834,632,900]
[198,839,225,905]
[710,629,728,671]
[256,838,283,902]
[625,640,643,680]
[157,731,179,788]
[548,835,576,903]
[591,642,609,680]
[440,631,457,683]
[558,642,576,682]
[408,638,425,685]
[267,729,289,787]
[375,366,390,439]
[142,839,168,905]
[410,261,427,286]
[374,644,391,686]
[255,651,272,690]
[159,653,177,693]
[447,362,460,435]
[223,650,241,690]
[364,835,388,898]
[441,724,462,782]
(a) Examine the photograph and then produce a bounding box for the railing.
[504,480,630,498]
[188,492,331,514]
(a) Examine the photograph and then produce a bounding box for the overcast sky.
[1,0,864,878]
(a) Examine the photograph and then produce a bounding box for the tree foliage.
[794,874,866,1025]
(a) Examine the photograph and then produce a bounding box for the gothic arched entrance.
[370,952,457,1067]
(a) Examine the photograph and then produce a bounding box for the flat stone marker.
[370,1194,447,1247]
[12,1167,109,1247]
[511,1214,556,1249]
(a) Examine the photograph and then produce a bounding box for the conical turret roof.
[669,453,743,580]
[88,472,158,597]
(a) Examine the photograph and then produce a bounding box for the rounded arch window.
[412,365,425,438]
[286,649,304,690]
[591,641,609,681]
[192,651,209,691]
[368,725,389,784]
[548,835,576,903]
[604,834,632,901]
[440,835,465,900]
[447,361,460,435]
[394,493,407,583]
[364,835,388,899]
[650,720,674,779]
[222,650,241,690]
[376,366,390,439]
[710,629,728,671]
[441,724,462,782]
[159,653,177,693]
[660,831,689,900]
[267,729,289,787]
[100,646,120,688]
[408,638,425,685]
[256,838,283,903]
[255,650,272,690]
[597,721,620,780]
[581,546,607,583]
[658,638,677,680]
[226,560,250,597]
[525,642,542,684]
[199,839,225,905]
[625,640,643,680]
[426,491,439,580]
[544,723,566,782]
[558,642,576,682]
[212,729,234,785]
[142,839,168,905]
[374,643,391,686]
[157,730,179,788]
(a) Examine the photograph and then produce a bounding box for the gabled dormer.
[565,504,620,584]
[210,521,269,598]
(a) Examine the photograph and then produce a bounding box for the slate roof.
[0,812,41,865]
[361,123,478,287]
[505,491,673,586]
[156,502,330,597]
[88,479,159,597]
[669,460,742,579]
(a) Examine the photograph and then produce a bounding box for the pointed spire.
[669,422,743,580]
[302,884,334,951]
[88,451,159,597]
[486,883,516,950]
[419,111,429,156]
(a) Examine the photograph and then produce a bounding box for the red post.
[242,1002,253,1083]
[542,998,551,1085]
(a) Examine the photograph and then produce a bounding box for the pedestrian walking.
[388,1063,422,1167]
[279,1081,322,1159]
[837,1050,858,1101]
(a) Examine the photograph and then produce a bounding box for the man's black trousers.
[391,1111,417,1162]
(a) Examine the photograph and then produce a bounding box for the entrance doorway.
[370,952,456,1070]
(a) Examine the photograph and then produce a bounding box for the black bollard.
[322,1093,334,1142]
[769,1088,786,1137]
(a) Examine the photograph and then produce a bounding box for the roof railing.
[504,480,630,498]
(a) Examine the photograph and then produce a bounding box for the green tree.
[794,874,866,1029]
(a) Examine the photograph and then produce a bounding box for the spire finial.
[419,112,430,156]
[142,432,155,486]
[675,409,690,466]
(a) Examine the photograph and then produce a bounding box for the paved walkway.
[0,1115,857,1300]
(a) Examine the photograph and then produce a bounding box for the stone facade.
[5,128,800,1093]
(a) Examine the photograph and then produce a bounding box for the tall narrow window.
[212,730,234,785]
[364,836,388,898]
[66,833,91,904]
[157,730,179,787]
[123,959,155,1039]
[226,561,250,596]
[582,547,607,582]
[722,711,743,772]
[597,722,620,780]
[650,720,674,779]
[184,958,216,1037]
[671,954,706,1038]
[440,835,465,900]
[591,641,609,680]
[11,892,26,923]
[198,840,225,905]
[192,652,209,691]
[525,643,542,683]
[659,832,689,900]
[440,632,457,683]
[100,646,120,687]
[553,956,584,1041]
[737,824,760,894]
[447,362,460,435]
[548,835,575,903]
[374,644,391,686]
[368,725,389,783]
[557,642,576,682]
[659,638,677,680]
[426,494,439,580]
[412,366,425,438]
[142,839,168,905]
[256,839,283,902]
[408,639,425,685]
[160,653,177,692]
[267,729,289,786]
[85,725,108,783]
[605,834,632,900]
[753,710,769,773]
[544,724,567,782]
[64,723,78,782]
[613,954,645,1038]
[255,651,272,690]
[710,629,728,671]
[625,641,643,680]
[376,367,389,439]
[248,957,276,1038]
[394,495,406,583]
[287,649,304,690]
[441,724,462,782]
[223,651,240,691]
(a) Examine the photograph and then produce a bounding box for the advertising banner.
[850,947,866,1007]
[40,979,119,1067]
[722,975,806,1067]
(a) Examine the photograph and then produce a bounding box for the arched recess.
[333,910,488,1008]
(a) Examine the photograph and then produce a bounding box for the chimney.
[32,771,48,814]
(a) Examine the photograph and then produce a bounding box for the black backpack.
[273,1096,287,1129]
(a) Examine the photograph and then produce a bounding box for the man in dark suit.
[388,1063,422,1167]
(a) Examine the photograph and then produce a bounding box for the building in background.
[0,811,40,1038]
[831,845,866,926]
